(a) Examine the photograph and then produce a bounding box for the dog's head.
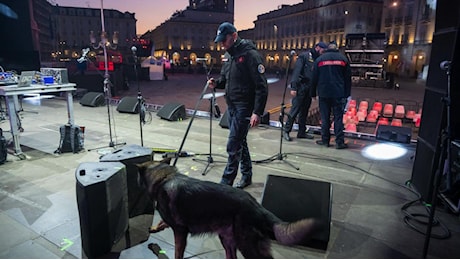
[135,157,174,196]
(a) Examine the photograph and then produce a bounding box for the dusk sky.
[53,0,302,34]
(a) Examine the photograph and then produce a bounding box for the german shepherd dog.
[136,158,320,259]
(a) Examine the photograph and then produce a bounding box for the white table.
[0,83,77,159]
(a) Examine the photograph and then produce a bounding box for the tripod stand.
[254,52,299,170]
[193,90,227,175]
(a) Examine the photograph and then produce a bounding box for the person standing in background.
[283,42,327,141]
[311,41,351,149]
[207,22,268,188]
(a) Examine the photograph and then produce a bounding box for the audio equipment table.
[0,83,77,158]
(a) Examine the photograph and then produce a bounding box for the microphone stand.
[192,60,226,175]
[253,52,299,170]
[422,61,453,258]
[132,47,145,146]
[88,3,125,151]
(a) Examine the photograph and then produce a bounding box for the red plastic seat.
[394,105,405,118]
[372,102,383,113]
[383,104,393,117]
[391,119,403,127]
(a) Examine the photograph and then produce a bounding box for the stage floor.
[0,74,458,259]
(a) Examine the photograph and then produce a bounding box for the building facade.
[382,0,436,78]
[140,0,234,69]
[26,0,137,63]
[254,0,384,71]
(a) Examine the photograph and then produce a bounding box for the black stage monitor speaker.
[376,125,412,144]
[79,92,105,107]
[100,144,154,218]
[117,96,139,113]
[261,175,332,251]
[219,110,229,128]
[157,102,186,121]
[76,162,129,258]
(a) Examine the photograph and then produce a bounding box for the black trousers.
[284,92,312,134]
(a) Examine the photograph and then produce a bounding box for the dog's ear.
[135,160,152,175]
[160,157,172,165]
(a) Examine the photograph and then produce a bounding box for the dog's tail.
[273,218,321,246]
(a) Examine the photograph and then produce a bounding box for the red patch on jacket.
[238,56,245,63]
[318,60,346,67]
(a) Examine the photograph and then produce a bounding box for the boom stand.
[422,61,453,258]
[88,3,126,151]
[193,90,226,176]
[254,53,299,170]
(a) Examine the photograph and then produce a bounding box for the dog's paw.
[148,221,169,233]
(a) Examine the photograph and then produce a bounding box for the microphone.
[440,60,451,70]
[77,48,90,63]
[131,46,138,62]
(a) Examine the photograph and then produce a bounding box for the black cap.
[214,22,237,43]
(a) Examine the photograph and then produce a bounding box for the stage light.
[361,142,408,160]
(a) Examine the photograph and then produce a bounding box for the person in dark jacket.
[208,22,268,188]
[311,41,351,149]
[283,42,327,141]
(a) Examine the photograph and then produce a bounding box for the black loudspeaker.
[411,14,460,202]
[157,102,186,121]
[76,162,129,258]
[261,175,332,251]
[79,92,105,107]
[376,125,412,144]
[219,110,229,128]
[99,144,154,218]
[117,96,139,114]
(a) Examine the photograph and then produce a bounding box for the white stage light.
[361,143,408,160]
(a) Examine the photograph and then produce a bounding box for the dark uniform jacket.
[290,48,321,95]
[214,38,268,116]
[311,49,352,99]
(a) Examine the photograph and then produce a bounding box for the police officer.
[208,22,268,188]
[283,42,327,141]
[311,41,351,149]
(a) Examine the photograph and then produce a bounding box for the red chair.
[383,104,393,117]
[394,105,405,118]
[366,110,379,123]
[345,123,357,132]
[359,101,368,111]
[391,119,403,127]
[372,102,383,114]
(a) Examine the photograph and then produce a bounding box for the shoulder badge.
[257,64,265,74]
